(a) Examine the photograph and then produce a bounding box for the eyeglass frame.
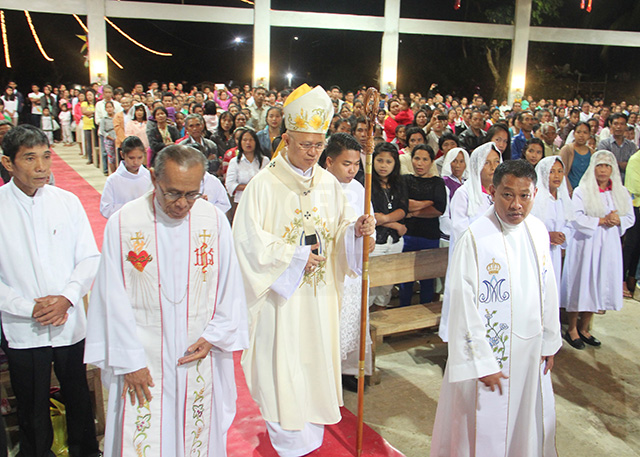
[156,182,203,203]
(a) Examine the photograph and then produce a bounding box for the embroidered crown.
[486,258,501,275]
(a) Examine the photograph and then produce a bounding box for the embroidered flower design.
[309,114,323,130]
[484,309,509,369]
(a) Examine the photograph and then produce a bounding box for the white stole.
[471,213,555,457]
[119,192,220,456]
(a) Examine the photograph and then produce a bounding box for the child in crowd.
[562,150,635,349]
[40,107,59,144]
[99,136,151,219]
[99,101,117,174]
[58,103,73,146]
[522,137,545,167]
[394,98,415,126]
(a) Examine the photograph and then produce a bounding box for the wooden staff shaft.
[356,87,379,457]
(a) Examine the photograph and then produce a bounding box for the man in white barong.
[323,132,374,390]
[0,125,101,456]
[233,84,376,457]
[85,145,249,456]
[431,160,562,457]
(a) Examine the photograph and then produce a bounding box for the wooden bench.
[367,248,448,384]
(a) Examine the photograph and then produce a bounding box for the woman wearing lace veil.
[561,150,635,349]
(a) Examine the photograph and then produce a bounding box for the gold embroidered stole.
[119,192,220,456]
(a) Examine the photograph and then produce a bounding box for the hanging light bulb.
[587,0,593,12]
[454,0,462,10]
[580,0,585,9]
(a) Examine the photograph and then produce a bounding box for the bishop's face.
[284,131,325,172]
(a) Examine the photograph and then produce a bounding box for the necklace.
[382,187,393,210]
[160,284,188,305]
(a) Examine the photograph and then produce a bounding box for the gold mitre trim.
[486,258,501,275]
[283,84,333,134]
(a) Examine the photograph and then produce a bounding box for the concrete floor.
[55,144,640,457]
[343,301,640,456]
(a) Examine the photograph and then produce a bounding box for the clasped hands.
[123,337,213,407]
[31,295,71,327]
[600,210,620,228]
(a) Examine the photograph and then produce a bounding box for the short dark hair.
[162,91,175,100]
[610,113,628,123]
[153,106,168,118]
[492,160,537,188]
[120,135,145,157]
[439,131,459,150]
[2,124,49,162]
[324,132,362,161]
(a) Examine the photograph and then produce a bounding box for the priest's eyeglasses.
[158,184,203,202]
[297,142,325,152]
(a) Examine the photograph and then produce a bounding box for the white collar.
[284,153,313,177]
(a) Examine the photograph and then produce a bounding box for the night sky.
[2,0,640,99]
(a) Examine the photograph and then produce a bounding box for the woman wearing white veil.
[439,142,501,342]
[531,156,574,288]
[561,150,635,349]
[439,147,470,246]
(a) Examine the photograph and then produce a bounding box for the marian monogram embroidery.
[479,258,510,303]
[194,230,215,281]
[126,231,153,272]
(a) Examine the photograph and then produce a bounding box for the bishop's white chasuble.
[233,150,358,430]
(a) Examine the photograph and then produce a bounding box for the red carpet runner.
[51,148,404,456]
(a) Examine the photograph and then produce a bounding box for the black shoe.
[564,331,585,350]
[341,375,360,393]
[578,331,601,347]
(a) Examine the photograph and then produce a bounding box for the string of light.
[107,52,123,69]
[104,17,172,56]
[73,14,124,69]
[24,11,54,61]
[580,0,593,13]
[1,11,10,68]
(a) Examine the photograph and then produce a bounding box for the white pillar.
[252,0,270,88]
[380,0,400,94]
[87,0,108,84]
[507,0,532,105]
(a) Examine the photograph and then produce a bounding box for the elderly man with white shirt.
[0,125,101,456]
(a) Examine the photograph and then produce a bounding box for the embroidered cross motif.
[303,190,311,196]
[269,161,276,168]
[127,232,152,272]
[304,211,311,219]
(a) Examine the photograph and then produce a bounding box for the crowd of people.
[0,76,638,456]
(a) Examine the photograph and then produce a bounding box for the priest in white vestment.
[233,84,376,457]
[431,160,562,457]
[85,145,249,457]
[439,142,502,342]
[323,132,374,382]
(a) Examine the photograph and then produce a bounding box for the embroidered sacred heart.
[127,250,153,272]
